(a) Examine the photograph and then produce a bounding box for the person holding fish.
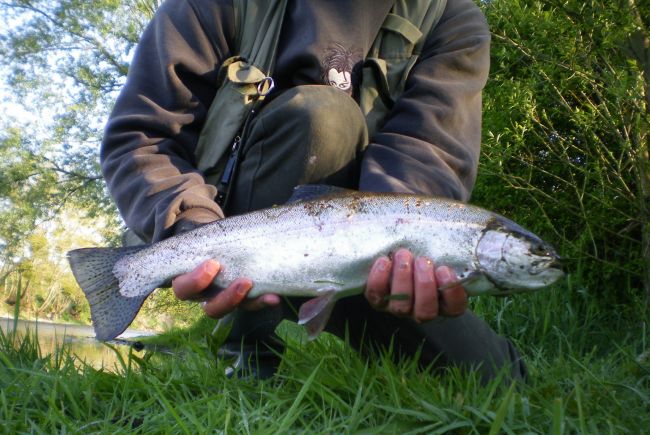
[96,0,533,382]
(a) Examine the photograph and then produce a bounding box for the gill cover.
[476,218,563,291]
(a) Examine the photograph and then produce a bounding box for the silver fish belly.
[68,191,563,341]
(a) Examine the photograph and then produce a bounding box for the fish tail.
[67,246,148,341]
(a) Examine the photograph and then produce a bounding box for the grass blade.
[277,360,323,431]
[488,382,515,435]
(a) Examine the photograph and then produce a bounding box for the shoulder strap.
[233,0,288,74]
[195,0,288,179]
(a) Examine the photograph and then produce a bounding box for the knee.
[278,85,367,145]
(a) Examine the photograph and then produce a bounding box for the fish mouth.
[527,258,565,289]
[528,253,564,276]
[551,254,566,271]
[499,253,565,290]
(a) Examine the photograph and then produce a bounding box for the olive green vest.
[195,0,448,187]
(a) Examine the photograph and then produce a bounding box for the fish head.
[475,217,564,292]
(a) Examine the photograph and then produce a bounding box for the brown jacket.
[101,0,490,242]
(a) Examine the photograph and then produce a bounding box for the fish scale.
[67,188,563,341]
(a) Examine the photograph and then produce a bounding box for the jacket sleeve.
[359,0,490,201]
[100,0,235,242]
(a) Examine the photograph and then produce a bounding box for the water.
[0,317,155,371]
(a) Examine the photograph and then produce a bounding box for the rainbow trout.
[68,186,563,341]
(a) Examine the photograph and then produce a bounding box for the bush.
[477,0,649,303]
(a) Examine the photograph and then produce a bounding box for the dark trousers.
[223,85,526,383]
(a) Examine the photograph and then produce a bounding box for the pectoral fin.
[298,292,337,340]
[438,270,488,291]
[438,270,496,295]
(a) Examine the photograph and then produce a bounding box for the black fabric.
[226,85,368,215]
[273,0,394,97]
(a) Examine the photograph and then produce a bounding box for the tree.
[0,0,162,320]
[0,0,165,251]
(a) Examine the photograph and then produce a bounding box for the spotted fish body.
[68,189,563,341]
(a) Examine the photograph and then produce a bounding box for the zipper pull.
[216,135,242,206]
[221,136,241,184]
[231,135,241,152]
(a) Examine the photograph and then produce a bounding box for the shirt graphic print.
[321,43,362,95]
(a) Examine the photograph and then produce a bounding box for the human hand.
[172,259,281,318]
[364,248,468,322]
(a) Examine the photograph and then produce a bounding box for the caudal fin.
[67,247,147,341]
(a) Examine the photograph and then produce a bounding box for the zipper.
[215,135,242,206]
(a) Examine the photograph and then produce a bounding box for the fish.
[67,185,564,341]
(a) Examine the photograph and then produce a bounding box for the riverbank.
[1,287,200,334]
[1,316,156,371]
[0,316,154,339]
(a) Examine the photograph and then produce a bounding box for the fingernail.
[204,260,220,275]
[374,257,389,272]
[416,257,433,271]
[395,250,411,270]
[436,266,454,285]
[235,281,250,296]
[416,257,434,282]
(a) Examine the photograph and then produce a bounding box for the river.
[0,317,155,371]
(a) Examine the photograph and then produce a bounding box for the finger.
[387,249,414,317]
[413,257,438,323]
[172,259,220,301]
[365,256,392,310]
[202,278,253,318]
[435,266,468,317]
[240,293,281,311]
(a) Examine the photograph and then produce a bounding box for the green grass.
[1,278,649,433]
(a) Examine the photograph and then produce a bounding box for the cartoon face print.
[321,42,361,94]
[327,68,352,91]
